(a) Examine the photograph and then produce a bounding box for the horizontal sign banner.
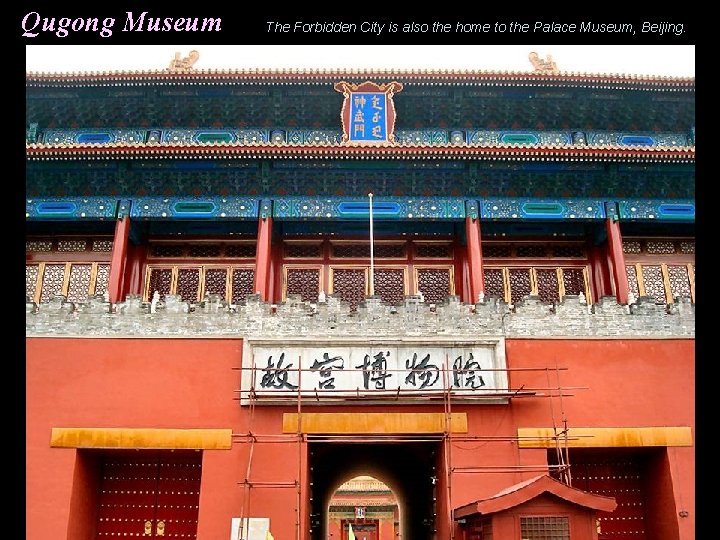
[242,338,507,403]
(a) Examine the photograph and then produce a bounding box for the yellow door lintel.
[517,426,693,448]
[50,428,232,449]
[283,412,467,434]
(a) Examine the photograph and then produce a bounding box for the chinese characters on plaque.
[334,81,403,145]
[243,341,507,399]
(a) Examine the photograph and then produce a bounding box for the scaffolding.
[232,353,579,540]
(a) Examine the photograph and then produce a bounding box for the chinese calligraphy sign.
[334,81,403,145]
[242,338,508,403]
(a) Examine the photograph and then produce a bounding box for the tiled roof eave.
[25,69,695,89]
[25,142,696,161]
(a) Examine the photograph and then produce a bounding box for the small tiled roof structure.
[454,474,617,518]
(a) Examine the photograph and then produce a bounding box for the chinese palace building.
[25,52,695,540]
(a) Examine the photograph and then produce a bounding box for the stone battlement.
[25,293,694,339]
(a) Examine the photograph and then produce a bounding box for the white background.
[26,45,694,77]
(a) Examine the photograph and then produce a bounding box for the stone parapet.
[25,293,695,339]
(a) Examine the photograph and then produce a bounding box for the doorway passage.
[308,441,441,540]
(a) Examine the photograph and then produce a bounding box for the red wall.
[26,337,694,540]
[26,338,299,540]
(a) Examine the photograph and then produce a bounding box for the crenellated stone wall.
[25,293,695,339]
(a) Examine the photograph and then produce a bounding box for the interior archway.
[308,442,440,540]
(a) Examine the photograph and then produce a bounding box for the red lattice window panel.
[224,244,256,258]
[667,265,692,300]
[562,268,586,297]
[626,265,640,299]
[231,268,255,304]
[286,267,321,302]
[516,244,548,258]
[415,243,452,259]
[483,244,512,258]
[508,268,532,304]
[551,244,586,258]
[640,265,665,303]
[26,265,39,301]
[416,267,453,305]
[645,240,676,255]
[147,268,173,300]
[188,244,222,258]
[285,243,323,259]
[40,264,66,302]
[483,268,506,300]
[332,244,371,259]
[95,264,110,297]
[373,268,406,305]
[203,268,228,299]
[150,244,185,258]
[177,268,201,302]
[331,268,367,310]
[535,269,560,303]
[66,264,93,303]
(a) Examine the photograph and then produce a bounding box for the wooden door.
[95,451,201,538]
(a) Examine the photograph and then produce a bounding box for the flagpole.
[368,192,375,297]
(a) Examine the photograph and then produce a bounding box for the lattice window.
[374,244,406,258]
[536,269,560,303]
[551,244,585,258]
[40,264,66,302]
[623,240,642,254]
[374,268,406,305]
[285,243,322,258]
[203,268,228,299]
[57,239,87,252]
[188,244,222,258]
[286,268,321,303]
[26,265,39,300]
[626,265,640,298]
[332,244,371,258]
[482,244,511,258]
[415,243,452,258]
[416,268,452,305]
[641,265,665,303]
[95,264,110,297]
[66,264,92,303]
[667,265,692,300]
[562,268,586,297]
[177,268,201,302]
[150,244,185,258]
[646,240,676,254]
[516,245,547,258]
[26,240,53,252]
[508,268,532,304]
[231,268,255,304]
[225,244,256,258]
[679,241,695,254]
[483,269,505,300]
[330,242,406,259]
[520,516,569,539]
[148,268,173,300]
[91,239,113,252]
[332,268,367,310]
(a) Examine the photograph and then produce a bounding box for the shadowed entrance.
[308,442,440,540]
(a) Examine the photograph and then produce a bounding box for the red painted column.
[465,209,484,304]
[605,217,629,304]
[108,216,130,303]
[253,215,273,301]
